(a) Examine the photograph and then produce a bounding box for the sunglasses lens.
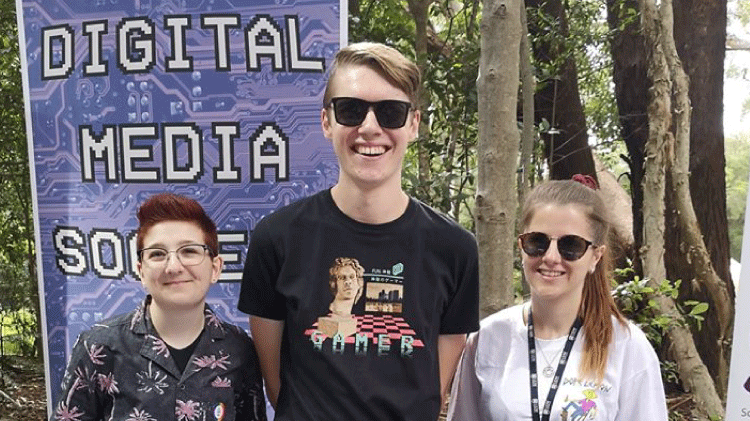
[331,98,411,129]
[374,100,410,129]
[332,98,369,126]
[520,232,550,257]
[557,235,589,261]
[520,233,592,261]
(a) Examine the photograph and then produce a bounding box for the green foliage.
[612,266,712,393]
[1,309,36,356]
[736,0,750,26]
[0,0,38,358]
[725,132,750,261]
[613,266,710,385]
[350,0,480,229]
[526,0,631,180]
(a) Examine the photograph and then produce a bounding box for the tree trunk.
[666,0,733,397]
[407,0,434,199]
[606,0,649,276]
[638,0,724,417]
[476,0,522,317]
[524,0,596,182]
[519,0,535,202]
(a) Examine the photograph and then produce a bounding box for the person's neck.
[528,298,581,340]
[149,301,205,349]
[331,182,409,225]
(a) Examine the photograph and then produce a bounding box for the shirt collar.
[130,295,227,340]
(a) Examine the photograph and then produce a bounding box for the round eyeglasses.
[138,244,211,267]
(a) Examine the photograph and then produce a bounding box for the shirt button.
[179,384,186,390]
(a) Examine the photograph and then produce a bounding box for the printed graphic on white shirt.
[305,258,424,356]
[559,387,601,420]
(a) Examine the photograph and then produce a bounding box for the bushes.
[0,309,36,357]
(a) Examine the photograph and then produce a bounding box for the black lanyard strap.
[527,307,583,421]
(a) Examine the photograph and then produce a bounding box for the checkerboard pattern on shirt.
[305,314,425,347]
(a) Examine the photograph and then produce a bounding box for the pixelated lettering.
[201,15,239,71]
[82,20,108,75]
[355,333,368,355]
[165,16,193,71]
[400,335,414,357]
[117,17,156,73]
[90,229,126,279]
[41,24,75,80]
[332,333,346,354]
[377,334,391,356]
[163,123,203,182]
[310,330,325,351]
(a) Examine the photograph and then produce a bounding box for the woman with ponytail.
[447,177,667,420]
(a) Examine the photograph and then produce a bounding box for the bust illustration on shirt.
[316,257,365,338]
[328,257,365,316]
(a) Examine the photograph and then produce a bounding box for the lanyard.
[527,308,583,421]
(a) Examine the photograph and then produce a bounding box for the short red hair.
[136,193,218,257]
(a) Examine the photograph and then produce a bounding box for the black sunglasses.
[329,97,412,129]
[518,232,594,262]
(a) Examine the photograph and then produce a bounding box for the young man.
[238,42,479,420]
[52,193,266,421]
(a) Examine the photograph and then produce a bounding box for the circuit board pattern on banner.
[20,0,342,405]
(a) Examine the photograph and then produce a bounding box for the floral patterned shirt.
[51,296,266,421]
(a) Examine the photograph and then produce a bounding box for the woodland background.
[1,0,750,419]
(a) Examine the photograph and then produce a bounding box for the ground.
[0,355,703,420]
[0,356,47,421]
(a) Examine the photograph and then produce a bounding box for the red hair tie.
[572,174,598,190]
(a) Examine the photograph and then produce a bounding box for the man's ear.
[321,108,333,139]
[407,109,421,143]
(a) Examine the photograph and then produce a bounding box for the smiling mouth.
[354,144,387,157]
[165,280,191,286]
[539,269,565,277]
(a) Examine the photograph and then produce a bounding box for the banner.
[727,167,750,418]
[16,0,345,410]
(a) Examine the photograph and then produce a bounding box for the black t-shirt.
[166,329,203,373]
[238,189,479,420]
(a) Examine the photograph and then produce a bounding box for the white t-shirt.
[447,304,668,421]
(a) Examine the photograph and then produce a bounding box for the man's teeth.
[356,145,386,156]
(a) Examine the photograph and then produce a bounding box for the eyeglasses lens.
[140,245,208,266]
[519,233,591,261]
[331,97,410,129]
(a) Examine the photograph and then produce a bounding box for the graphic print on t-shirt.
[559,387,602,420]
[305,258,424,357]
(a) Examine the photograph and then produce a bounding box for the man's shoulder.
[410,198,476,245]
[255,189,330,228]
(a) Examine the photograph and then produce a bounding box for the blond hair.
[522,180,627,381]
[323,42,421,107]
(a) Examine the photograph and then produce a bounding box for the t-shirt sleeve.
[440,230,479,334]
[446,331,482,420]
[237,217,286,320]
[616,326,669,421]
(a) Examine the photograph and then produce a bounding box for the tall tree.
[476,0,522,316]
[610,0,733,396]
[349,0,480,228]
[525,0,597,181]
[406,0,434,199]
[638,0,725,416]
[606,0,649,274]
[667,0,733,396]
